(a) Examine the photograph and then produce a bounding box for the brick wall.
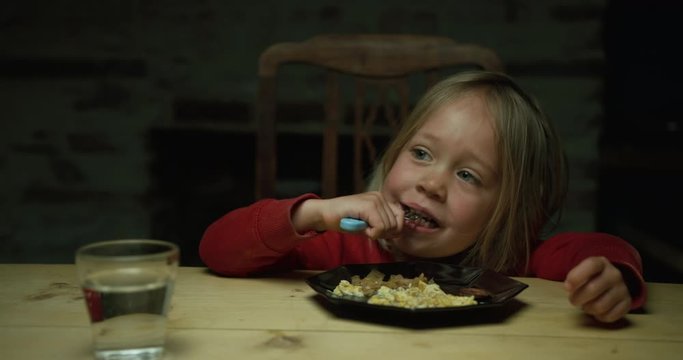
[1,0,609,264]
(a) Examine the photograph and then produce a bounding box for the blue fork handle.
[339,217,368,232]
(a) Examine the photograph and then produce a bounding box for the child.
[200,71,645,323]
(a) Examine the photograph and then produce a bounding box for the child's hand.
[564,256,632,323]
[293,192,403,240]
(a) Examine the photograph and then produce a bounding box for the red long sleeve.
[199,194,392,276]
[529,232,647,309]
[200,195,647,310]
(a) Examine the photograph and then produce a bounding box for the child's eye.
[457,170,480,184]
[410,148,432,161]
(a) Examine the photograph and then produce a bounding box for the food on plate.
[332,269,477,309]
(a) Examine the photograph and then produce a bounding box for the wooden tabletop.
[1,264,681,359]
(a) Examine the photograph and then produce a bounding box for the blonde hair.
[367,71,567,274]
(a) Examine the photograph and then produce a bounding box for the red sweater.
[200,194,647,309]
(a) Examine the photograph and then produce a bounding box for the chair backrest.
[255,34,504,199]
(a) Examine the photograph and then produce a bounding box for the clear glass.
[76,239,179,360]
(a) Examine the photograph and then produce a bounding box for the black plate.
[306,261,528,314]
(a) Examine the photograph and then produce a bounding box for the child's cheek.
[384,159,415,192]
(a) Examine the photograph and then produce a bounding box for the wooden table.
[1,264,681,359]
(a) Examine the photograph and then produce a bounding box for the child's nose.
[416,170,447,201]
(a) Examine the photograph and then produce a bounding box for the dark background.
[599,1,683,283]
[1,1,681,283]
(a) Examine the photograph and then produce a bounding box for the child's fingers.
[568,276,610,308]
[365,209,399,239]
[579,282,621,312]
[359,196,403,239]
[592,297,631,323]
[565,257,610,307]
[387,201,404,233]
[581,286,631,323]
[568,271,620,308]
[360,211,391,240]
[567,258,625,306]
[378,200,398,230]
[332,192,402,240]
[564,256,608,292]
[565,257,632,323]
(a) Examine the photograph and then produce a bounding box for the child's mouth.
[402,205,439,229]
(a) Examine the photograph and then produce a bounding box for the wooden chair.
[255,34,504,199]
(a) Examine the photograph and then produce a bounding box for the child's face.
[382,92,500,258]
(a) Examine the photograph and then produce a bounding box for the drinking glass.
[76,239,179,360]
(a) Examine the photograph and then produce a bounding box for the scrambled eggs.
[332,270,477,309]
